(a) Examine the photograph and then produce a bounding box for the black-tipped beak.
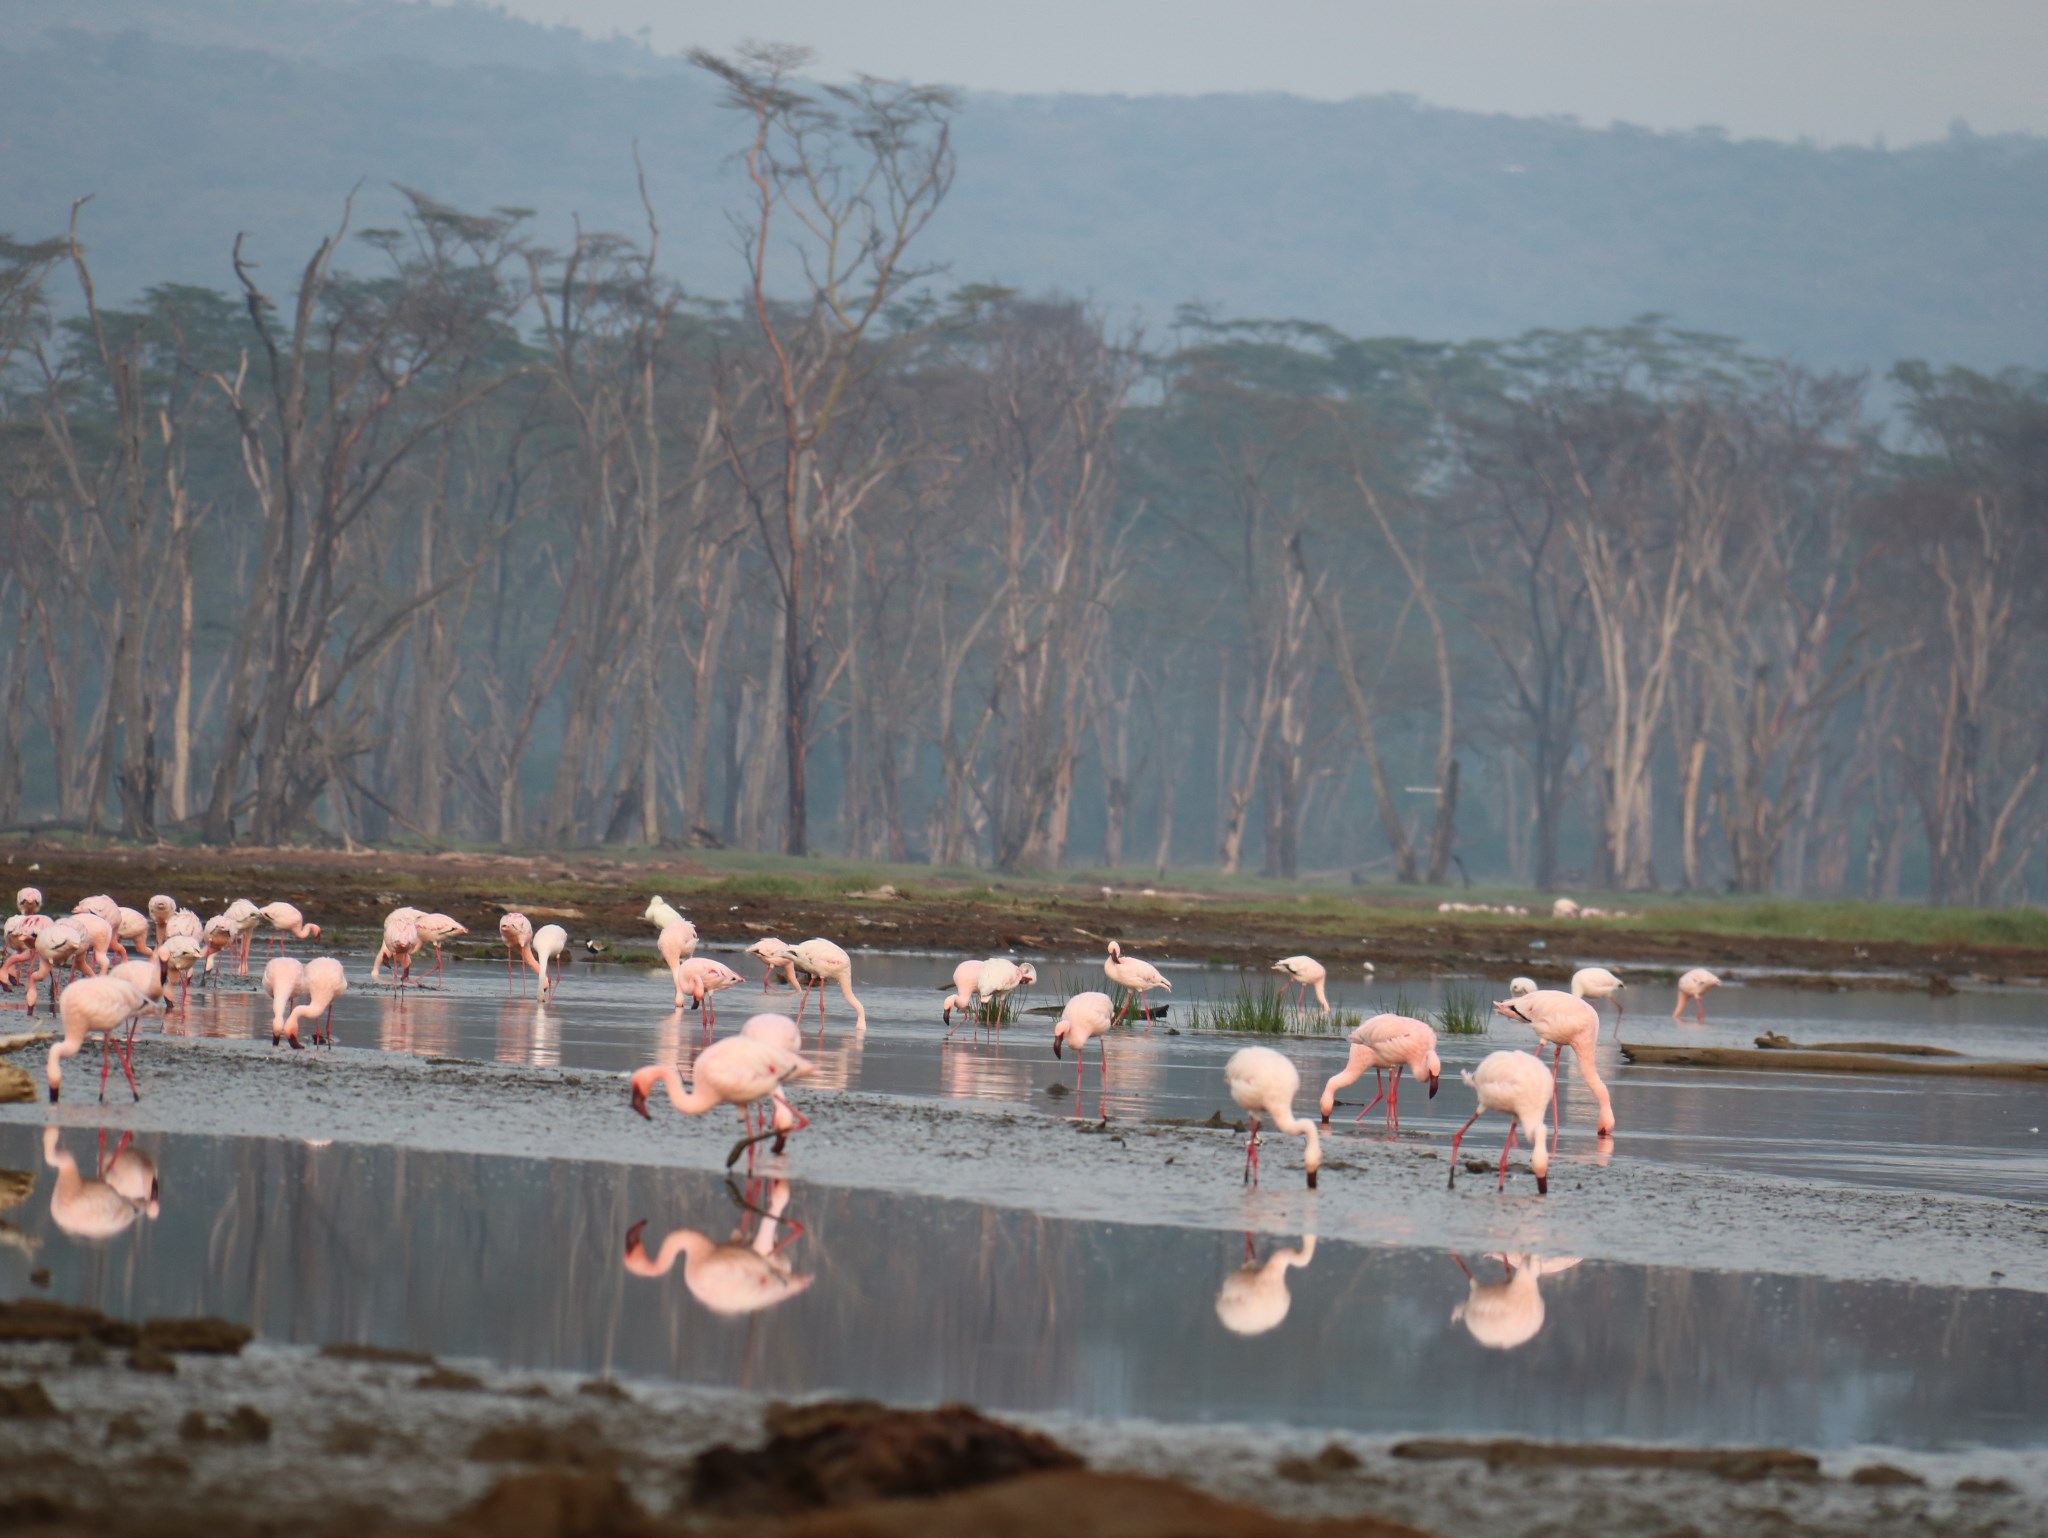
[624,1220,646,1254]
[1428,1074,1440,1098]
[1053,1037,1063,1058]
[47,1085,58,1104]
[1306,1168,1319,1189]
[630,1088,650,1120]
[1536,1174,1548,1196]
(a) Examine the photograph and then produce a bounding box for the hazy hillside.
[8,0,2047,369]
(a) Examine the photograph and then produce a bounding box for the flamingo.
[629,1034,817,1166]
[47,972,160,1103]
[414,913,468,982]
[1224,1046,1322,1189]
[165,907,201,941]
[739,1013,807,1148]
[0,914,43,992]
[1571,965,1625,1020]
[114,906,149,960]
[530,924,568,1000]
[1493,989,1615,1137]
[200,914,236,976]
[744,936,800,991]
[644,895,690,934]
[156,936,205,1014]
[1271,955,1330,1013]
[1318,1014,1442,1128]
[1104,940,1171,1029]
[1509,976,1538,997]
[974,957,1034,1027]
[789,939,866,1032]
[44,1126,159,1239]
[1214,1236,1317,1336]
[658,920,699,1002]
[72,895,122,961]
[69,911,116,975]
[676,958,744,1029]
[259,902,322,953]
[26,920,90,1015]
[105,957,169,1064]
[371,909,423,985]
[1451,1252,1581,1350]
[222,898,263,974]
[623,1178,811,1315]
[498,912,534,982]
[1448,1050,1553,1196]
[1674,967,1723,1023]
[262,956,306,1047]
[940,958,983,1028]
[147,894,177,950]
[281,957,347,1048]
[14,886,42,914]
[1052,990,1115,1101]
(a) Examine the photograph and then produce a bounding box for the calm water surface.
[144,950,2048,1202]
[2,1124,2041,1451]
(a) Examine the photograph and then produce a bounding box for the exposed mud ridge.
[8,842,2047,990]
[0,1331,2037,1538]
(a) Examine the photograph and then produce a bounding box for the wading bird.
[15,887,42,914]
[677,957,744,1029]
[1508,976,1538,997]
[1449,1050,1553,1196]
[147,894,178,950]
[739,1014,808,1149]
[222,898,264,974]
[629,1034,817,1164]
[530,924,568,1000]
[940,958,982,1027]
[370,909,422,985]
[658,920,699,1003]
[1318,1014,1442,1129]
[1492,990,1615,1137]
[1571,965,1625,1020]
[1052,990,1115,1101]
[1674,967,1723,1023]
[47,972,161,1103]
[260,902,322,951]
[281,957,348,1048]
[156,935,205,1012]
[1271,955,1330,1013]
[262,956,306,1047]
[1225,1046,1322,1189]
[973,957,1034,1027]
[1104,940,1171,1029]
[644,896,690,934]
[744,936,800,992]
[414,913,468,982]
[499,912,534,981]
[790,939,866,1032]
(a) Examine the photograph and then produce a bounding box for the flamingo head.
[624,1219,648,1255]
[1425,1050,1442,1096]
[1494,999,1531,1023]
[1053,1020,1066,1058]
[302,922,322,941]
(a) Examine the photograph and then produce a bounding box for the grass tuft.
[1434,986,1489,1036]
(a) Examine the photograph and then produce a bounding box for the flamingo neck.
[644,1065,723,1116]
[1319,1047,1371,1117]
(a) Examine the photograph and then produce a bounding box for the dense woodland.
[3,46,2046,904]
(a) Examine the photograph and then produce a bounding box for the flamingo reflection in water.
[44,1126,160,1239]
[623,1176,812,1316]
[1450,1252,1582,1350]
[1214,1234,1317,1336]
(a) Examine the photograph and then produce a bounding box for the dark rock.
[0,1299,134,1346]
[126,1346,177,1375]
[418,1367,487,1392]
[1957,1476,2016,1495]
[324,1421,383,1456]
[1391,1438,1821,1482]
[320,1341,436,1366]
[577,1380,631,1403]
[1851,1463,1925,1487]
[135,1453,190,1480]
[689,1399,1083,1516]
[1276,1442,1362,1483]
[69,1339,107,1368]
[0,1380,60,1419]
[139,1317,251,1355]
[467,1417,614,1467]
[0,1494,70,1526]
[106,1410,149,1443]
[0,1065,34,1103]
[453,1465,651,1538]
[0,1168,33,1213]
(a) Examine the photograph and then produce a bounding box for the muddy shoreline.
[6,843,2044,991]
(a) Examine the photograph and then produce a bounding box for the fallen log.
[1620,1042,2048,1080]
[1754,1031,1963,1057]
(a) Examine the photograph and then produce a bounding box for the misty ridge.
[1,0,2045,906]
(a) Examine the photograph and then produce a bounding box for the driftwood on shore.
[1620,1042,2048,1080]
[1753,1031,1963,1057]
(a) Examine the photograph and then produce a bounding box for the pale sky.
[483,0,2044,145]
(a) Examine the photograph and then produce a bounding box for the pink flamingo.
[262,956,306,1047]
[371,909,423,985]
[530,924,568,1000]
[1104,941,1171,1030]
[114,906,149,959]
[259,902,322,954]
[1271,954,1331,1013]
[44,1126,159,1239]
[165,907,201,942]
[645,897,695,949]
[972,958,1035,1029]
[940,958,982,1027]
[147,894,178,950]
[1318,1013,1442,1128]
[0,913,46,993]
[739,1013,809,1148]
[70,911,116,975]
[14,886,42,914]
[414,913,468,983]
[1052,990,1115,1101]
[1492,989,1615,1137]
[499,912,534,983]
[1571,965,1625,1020]
[200,914,236,976]
[72,896,124,962]
[280,957,347,1048]
[155,935,204,1013]
[47,972,161,1103]
[222,899,263,974]
[1674,967,1723,1023]
[26,919,90,1015]
[676,957,744,1029]
[1449,1050,1553,1196]
[789,939,866,1032]
[744,936,800,991]
[623,1177,811,1315]
[630,1033,817,1166]
[658,920,699,1000]
[1224,1046,1322,1189]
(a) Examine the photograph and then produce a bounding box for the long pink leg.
[1549,1045,1564,1135]
[1448,1107,1485,1187]
[1387,1067,1404,1129]
[1497,1122,1518,1189]
[1356,1068,1387,1123]
[1243,1113,1261,1185]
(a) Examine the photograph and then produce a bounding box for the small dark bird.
[584,939,611,956]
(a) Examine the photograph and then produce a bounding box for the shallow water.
[122,948,2048,1203]
[3,1124,2042,1451]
